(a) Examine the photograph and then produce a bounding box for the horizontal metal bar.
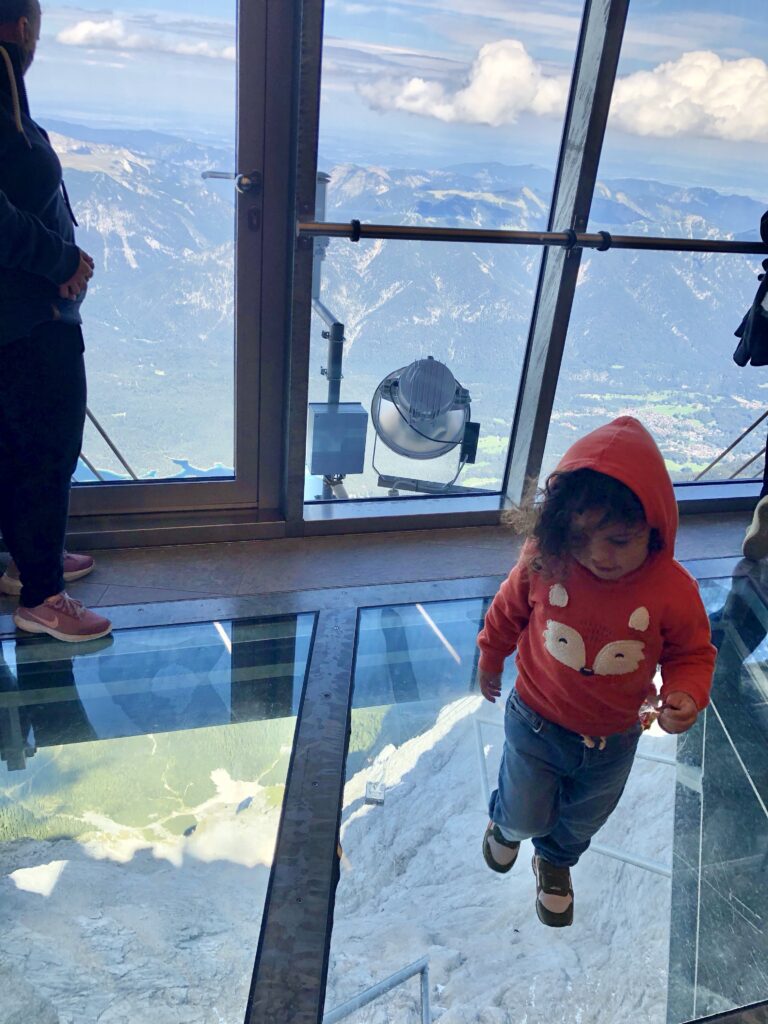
[297,220,768,256]
[323,957,430,1024]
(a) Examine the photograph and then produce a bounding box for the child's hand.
[659,691,699,733]
[478,669,503,703]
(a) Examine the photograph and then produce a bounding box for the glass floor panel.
[0,614,315,1024]
[327,586,768,1024]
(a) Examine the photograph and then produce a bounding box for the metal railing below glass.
[323,956,430,1024]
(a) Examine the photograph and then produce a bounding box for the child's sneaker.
[14,592,112,643]
[532,854,574,927]
[482,821,520,873]
[0,552,96,596]
[743,496,768,561]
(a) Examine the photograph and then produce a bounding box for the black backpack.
[733,211,768,367]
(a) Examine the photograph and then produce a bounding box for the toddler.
[477,417,715,927]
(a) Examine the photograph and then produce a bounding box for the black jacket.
[733,211,768,367]
[0,42,83,346]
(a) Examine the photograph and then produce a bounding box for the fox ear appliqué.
[629,606,650,632]
[543,620,586,671]
[549,584,569,608]
[592,640,645,676]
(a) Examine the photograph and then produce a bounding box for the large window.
[541,250,765,484]
[34,5,238,483]
[597,0,768,230]
[305,1,584,505]
[540,0,768,485]
[308,238,538,500]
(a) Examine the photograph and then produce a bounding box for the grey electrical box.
[365,782,386,805]
[307,402,368,476]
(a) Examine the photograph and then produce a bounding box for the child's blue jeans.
[489,687,642,868]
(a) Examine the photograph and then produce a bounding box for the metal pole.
[421,961,431,1024]
[694,409,768,480]
[590,842,672,878]
[77,451,104,482]
[85,407,139,480]
[728,446,766,480]
[322,957,430,1024]
[296,220,768,258]
[635,750,677,767]
[311,173,331,303]
[474,717,492,809]
[324,321,344,406]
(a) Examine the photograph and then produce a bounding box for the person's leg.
[533,724,641,868]
[742,426,768,559]
[527,724,640,927]
[488,688,567,843]
[0,323,85,606]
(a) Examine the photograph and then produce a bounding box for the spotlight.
[371,357,479,492]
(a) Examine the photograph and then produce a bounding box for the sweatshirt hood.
[554,416,677,556]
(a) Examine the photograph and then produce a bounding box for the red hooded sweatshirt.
[477,417,715,736]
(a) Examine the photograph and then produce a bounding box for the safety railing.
[77,406,138,483]
[695,410,767,484]
[323,956,431,1024]
[297,221,768,257]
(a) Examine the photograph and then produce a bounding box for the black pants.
[763,428,768,499]
[0,321,86,607]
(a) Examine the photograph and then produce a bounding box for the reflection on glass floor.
[327,587,768,1024]
[0,614,315,1024]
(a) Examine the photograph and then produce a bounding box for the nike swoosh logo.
[28,611,59,628]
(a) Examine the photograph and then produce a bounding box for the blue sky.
[27,2,768,197]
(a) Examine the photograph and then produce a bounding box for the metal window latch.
[201,169,262,195]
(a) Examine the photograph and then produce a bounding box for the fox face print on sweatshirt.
[477,417,716,737]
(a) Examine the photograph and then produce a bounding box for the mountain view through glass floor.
[0,615,315,1024]
[326,583,768,1024]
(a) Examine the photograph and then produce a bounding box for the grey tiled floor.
[0,512,751,626]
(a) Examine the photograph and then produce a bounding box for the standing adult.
[0,0,111,640]
[740,210,768,560]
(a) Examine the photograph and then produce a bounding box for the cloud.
[610,50,768,142]
[57,19,235,61]
[359,37,768,143]
[360,39,570,126]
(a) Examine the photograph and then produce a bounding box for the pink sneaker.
[0,551,95,597]
[14,592,112,642]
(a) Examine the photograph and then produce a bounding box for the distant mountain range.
[52,120,768,492]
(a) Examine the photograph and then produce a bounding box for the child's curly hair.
[507,467,664,576]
